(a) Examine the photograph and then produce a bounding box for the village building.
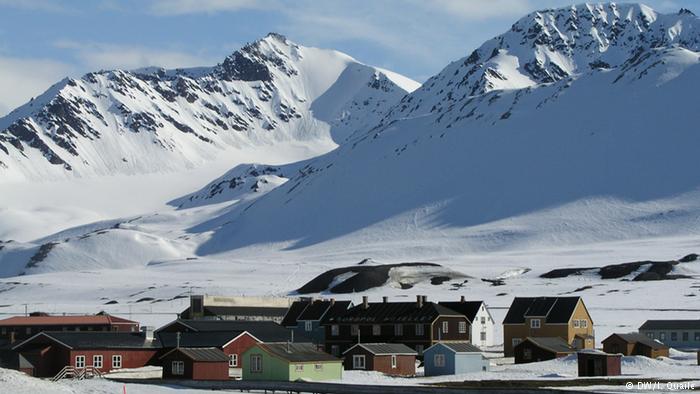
[423,342,489,376]
[502,296,594,357]
[638,320,700,350]
[0,314,139,344]
[242,342,342,381]
[342,343,417,376]
[155,319,304,343]
[159,347,229,381]
[323,296,470,357]
[439,298,495,347]
[282,299,352,350]
[602,333,669,358]
[577,350,621,377]
[10,329,159,378]
[179,295,293,323]
[513,337,575,364]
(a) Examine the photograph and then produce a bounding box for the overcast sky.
[0,0,698,116]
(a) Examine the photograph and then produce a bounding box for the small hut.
[577,350,621,377]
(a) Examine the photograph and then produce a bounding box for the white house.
[439,298,495,347]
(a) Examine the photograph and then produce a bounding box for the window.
[523,348,532,360]
[315,363,323,371]
[480,332,487,341]
[394,324,403,336]
[331,345,340,356]
[229,354,238,367]
[481,317,486,324]
[352,355,366,369]
[434,353,445,367]
[331,325,339,336]
[250,354,262,373]
[25,327,31,335]
[171,361,184,375]
[391,355,397,369]
[0,328,5,335]
[372,324,381,336]
[573,320,580,328]
[530,319,541,329]
[459,321,467,334]
[442,321,449,334]
[580,320,588,328]
[660,332,666,341]
[646,332,654,339]
[112,355,122,369]
[75,355,85,368]
[512,338,522,347]
[351,325,359,336]
[671,332,678,341]
[415,324,424,336]
[682,332,689,341]
[93,355,103,369]
[304,321,313,332]
[695,332,700,341]
[295,364,304,372]
[415,345,424,355]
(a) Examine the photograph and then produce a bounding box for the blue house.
[423,342,489,376]
[281,299,351,352]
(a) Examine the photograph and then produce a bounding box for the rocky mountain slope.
[0,33,418,181]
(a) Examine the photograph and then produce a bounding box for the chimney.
[9,331,15,344]
[416,295,423,308]
[423,295,428,303]
[286,340,291,353]
[460,295,466,303]
[382,296,388,303]
[140,326,154,341]
[330,298,335,306]
[176,332,181,348]
[362,296,369,309]
[291,330,294,344]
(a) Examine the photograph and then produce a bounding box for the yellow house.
[502,296,594,357]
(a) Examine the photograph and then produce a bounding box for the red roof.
[0,315,138,327]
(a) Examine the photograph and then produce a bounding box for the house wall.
[68,349,157,373]
[455,353,490,374]
[639,329,700,350]
[288,361,342,381]
[161,354,194,379]
[578,354,621,377]
[471,305,495,347]
[513,341,562,364]
[18,345,68,377]
[602,336,635,356]
[423,345,455,376]
[222,333,259,369]
[343,347,415,376]
[241,346,289,381]
[192,361,229,380]
[431,316,470,342]
[325,322,432,355]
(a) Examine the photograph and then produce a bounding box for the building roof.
[519,337,574,354]
[438,301,484,322]
[157,331,243,348]
[180,305,288,319]
[439,342,484,353]
[280,301,311,327]
[156,320,306,343]
[257,343,341,363]
[343,343,417,356]
[319,301,352,324]
[604,333,669,350]
[326,301,463,324]
[160,347,229,362]
[297,300,334,321]
[13,331,158,350]
[639,320,700,331]
[0,314,137,327]
[503,297,582,324]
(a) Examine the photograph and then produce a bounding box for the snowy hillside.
[0,33,418,181]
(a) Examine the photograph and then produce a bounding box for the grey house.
[282,299,351,351]
[423,342,489,376]
[639,320,700,350]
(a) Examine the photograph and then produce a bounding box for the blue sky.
[0,0,698,116]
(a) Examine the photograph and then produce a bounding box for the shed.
[242,343,342,381]
[577,350,621,377]
[160,347,229,381]
[343,343,417,376]
[602,333,669,358]
[423,342,489,376]
[514,337,574,364]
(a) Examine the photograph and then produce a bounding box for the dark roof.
[258,343,340,363]
[438,301,484,322]
[319,301,352,324]
[161,347,229,362]
[326,301,463,324]
[439,342,484,353]
[14,331,159,350]
[503,297,582,324]
[181,305,289,319]
[639,320,700,330]
[158,320,307,343]
[344,343,417,356]
[519,337,574,354]
[298,300,334,321]
[604,333,669,350]
[281,301,310,327]
[158,331,242,348]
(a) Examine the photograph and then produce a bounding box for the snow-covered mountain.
[0,33,418,181]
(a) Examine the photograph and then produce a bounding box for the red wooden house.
[0,314,139,344]
[160,347,229,381]
[343,343,417,376]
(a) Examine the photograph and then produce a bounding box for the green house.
[242,343,342,381]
